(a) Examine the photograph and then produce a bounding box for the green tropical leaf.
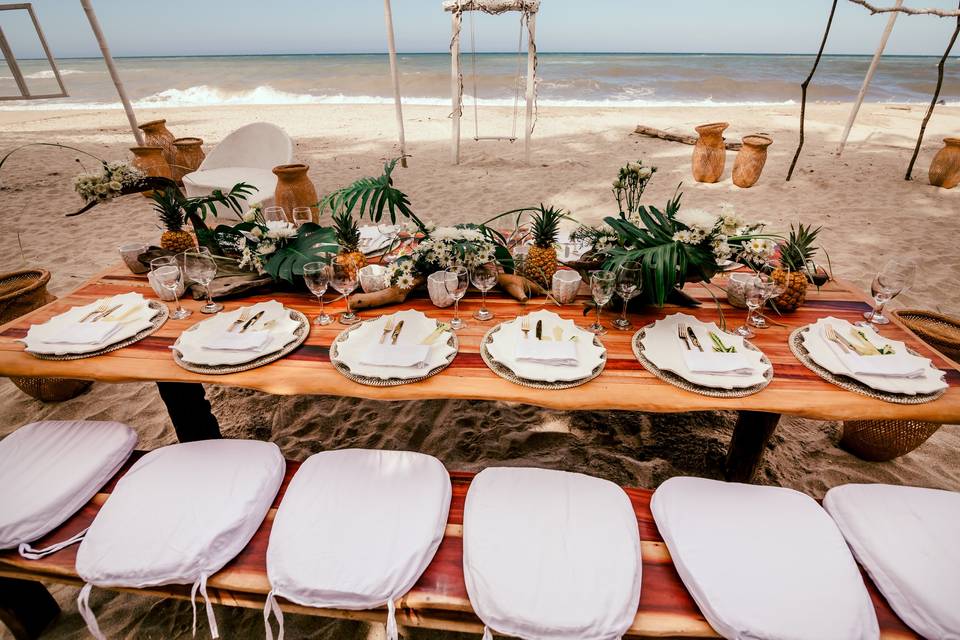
[264,224,338,284]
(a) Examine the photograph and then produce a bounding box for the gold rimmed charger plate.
[480,323,606,390]
[29,301,169,361]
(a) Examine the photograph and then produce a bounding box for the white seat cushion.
[182,167,277,220]
[651,477,879,640]
[265,449,451,638]
[463,467,642,640]
[824,483,960,640]
[0,420,136,551]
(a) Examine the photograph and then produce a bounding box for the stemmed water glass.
[858,258,916,328]
[151,260,191,320]
[331,257,360,325]
[613,261,643,331]
[183,250,223,314]
[471,262,498,321]
[736,276,765,338]
[263,206,287,223]
[445,266,469,330]
[588,270,616,335]
[303,261,332,326]
[292,207,313,228]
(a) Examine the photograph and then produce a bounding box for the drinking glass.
[858,258,916,328]
[588,270,616,335]
[445,266,469,330]
[292,207,313,228]
[331,257,360,325]
[613,261,643,331]
[183,250,223,314]
[736,276,765,338]
[303,261,332,326]
[263,206,287,223]
[153,264,191,320]
[471,262,498,321]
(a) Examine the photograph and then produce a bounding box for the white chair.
[182,122,293,222]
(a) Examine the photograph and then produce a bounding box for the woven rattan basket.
[0,269,92,402]
[840,419,942,462]
[891,309,960,364]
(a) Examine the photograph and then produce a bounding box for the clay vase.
[732,134,773,188]
[129,146,172,198]
[928,137,960,189]
[171,137,205,184]
[138,119,177,167]
[272,164,319,221]
[691,122,729,183]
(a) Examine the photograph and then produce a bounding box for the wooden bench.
[0,454,920,639]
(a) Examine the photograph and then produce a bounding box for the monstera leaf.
[263,223,338,284]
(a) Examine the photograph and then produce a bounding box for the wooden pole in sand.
[524,11,536,164]
[837,0,903,156]
[79,0,143,145]
[450,9,462,165]
[383,0,408,168]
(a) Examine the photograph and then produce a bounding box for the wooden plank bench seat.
[0,453,920,639]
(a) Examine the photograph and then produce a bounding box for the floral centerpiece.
[386,225,498,290]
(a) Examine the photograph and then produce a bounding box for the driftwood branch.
[848,0,960,16]
[905,2,960,180]
[787,0,839,181]
[633,125,742,151]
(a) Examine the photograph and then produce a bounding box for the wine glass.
[471,262,498,321]
[292,207,313,228]
[183,250,222,314]
[331,257,360,325]
[263,206,287,223]
[588,270,616,335]
[736,276,765,338]
[613,261,643,331]
[445,266,469,330]
[153,264,191,320]
[858,258,916,328]
[303,261,332,326]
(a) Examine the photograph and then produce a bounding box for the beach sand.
[1,102,958,639]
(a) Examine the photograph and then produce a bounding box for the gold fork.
[228,308,251,333]
[520,316,531,339]
[380,318,396,344]
[79,303,108,323]
[678,323,691,350]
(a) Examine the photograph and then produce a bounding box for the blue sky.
[4,0,960,58]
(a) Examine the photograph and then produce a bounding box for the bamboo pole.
[383,0,408,168]
[523,12,536,165]
[79,0,143,145]
[450,10,462,165]
[837,0,902,156]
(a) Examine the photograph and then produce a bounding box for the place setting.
[481,309,607,389]
[633,312,773,397]
[170,300,309,374]
[18,292,167,360]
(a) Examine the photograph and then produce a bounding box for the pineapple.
[522,205,563,287]
[771,223,821,312]
[332,209,367,274]
[155,192,196,253]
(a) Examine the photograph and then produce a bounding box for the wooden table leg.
[156,382,222,442]
[725,411,781,483]
[0,577,60,640]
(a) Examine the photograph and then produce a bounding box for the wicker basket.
[840,419,942,462]
[0,269,93,402]
[891,309,960,364]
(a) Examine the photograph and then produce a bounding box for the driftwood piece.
[905,3,960,180]
[634,125,742,151]
[190,274,273,301]
[787,0,839,181]
[848,0,960,17]
[497,273,546,302]
[349,277,425,310]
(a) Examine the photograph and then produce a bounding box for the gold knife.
[535,319,543,340]
[239,310,265,333]
[91,304,123,323]
[390,320,404,345]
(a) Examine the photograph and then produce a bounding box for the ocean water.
[1,52,958,110]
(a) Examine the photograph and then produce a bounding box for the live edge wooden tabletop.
[0,263,957,423]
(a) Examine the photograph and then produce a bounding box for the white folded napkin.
[515,339,579,366]
[820,327,926,378]
[32,321,122,346]
[203,331,271,352]
[359,344,431,368]
[681,349,756,376]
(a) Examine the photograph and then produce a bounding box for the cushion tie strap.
[18,527,88,560]
[263,590,285,640]
[482,625,493,640]
[190,574,219,638]
[386,598,398,640]
[77,583,107,640]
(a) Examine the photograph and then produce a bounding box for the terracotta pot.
[138,119,177,167]
[732,134,772,188]
[928,137,960,189]
[272,164,319,221]
[171,137,205,184]
[129,146,172,198]
[691,122,729,183]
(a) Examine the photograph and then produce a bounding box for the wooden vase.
[691,122,729,183]
[129,146,172,198]
[138,119,177,167]
[272,164,318,221]
[172,137,205,184]
[732,134,773,188]
[928,137,960,189]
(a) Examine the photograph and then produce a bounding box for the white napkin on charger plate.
[515,340,579,366]
[359,344,431,368]
[680,349,757,376]
[29,321,122,346]
[820,326,926,379]
[202,331,272,352]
